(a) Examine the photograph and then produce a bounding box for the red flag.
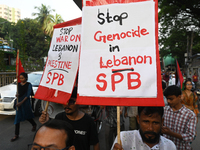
[176,60,184,89]
[16,50,25,83]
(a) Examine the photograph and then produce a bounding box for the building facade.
[0,4,21,23]
[187,53,200,88]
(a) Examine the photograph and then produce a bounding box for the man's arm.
[181,114,197,142]
[162,126,183,140]
[162,114,197,142]
[93,143,100,150]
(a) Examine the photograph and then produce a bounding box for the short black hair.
[164,85,182,97]
[34,119,74,147]
[20,72,28,80]
[138,107,164,118]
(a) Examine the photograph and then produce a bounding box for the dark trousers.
[15,119,36,135]
[105,124,125,150]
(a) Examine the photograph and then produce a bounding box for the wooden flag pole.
[16,50,19,111]
[44,101,49,112]
[117,106,121,145]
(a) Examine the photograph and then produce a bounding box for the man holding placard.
[112,107,176,150]
[39,88,100,150]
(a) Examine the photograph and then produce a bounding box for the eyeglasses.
[186,84,192,86]
[28,144,70,150]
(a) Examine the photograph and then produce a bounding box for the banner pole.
[117,106,121,145]
[44,101,49,112]
[16,50,19,111]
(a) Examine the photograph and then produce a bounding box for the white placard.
[78,1,157,98]
[40,25,81,93]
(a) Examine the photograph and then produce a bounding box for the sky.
[1,0,82,21]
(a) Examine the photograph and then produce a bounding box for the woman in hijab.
[11,72,37,142]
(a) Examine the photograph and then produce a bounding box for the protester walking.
[192,73,198,89]
[39,87,100,150]
[11,72,37,142]
[162,85,196,149]
[182,79,199,120]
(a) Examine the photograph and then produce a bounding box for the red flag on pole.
[176,60,184,89]
[16,50,25,83]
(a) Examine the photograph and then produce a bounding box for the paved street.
[0,112,200,150]
[0,110,112,150]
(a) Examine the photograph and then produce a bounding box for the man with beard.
[39,87,100,150]
[111,107,176,150]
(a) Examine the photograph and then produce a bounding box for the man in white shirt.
[168,74,176,86]
[112,107,176,150]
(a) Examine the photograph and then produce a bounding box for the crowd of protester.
[11,71,199,150]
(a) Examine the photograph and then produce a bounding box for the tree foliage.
[44,14,64,37]
[12,19,49,60]
[32,4,64,38]
[158,0,200,66]
[32,4,55,30]
[0,17,14,46]
[0,4,64,71]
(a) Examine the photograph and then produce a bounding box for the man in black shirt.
[39,88,99,150]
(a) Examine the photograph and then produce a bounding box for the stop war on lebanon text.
[52,44,79,52]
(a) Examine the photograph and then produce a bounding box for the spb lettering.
[96,72,141,92]
[97,9,128,25]
[46,72,64,86]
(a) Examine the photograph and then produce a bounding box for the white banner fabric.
[78,1,157,98]
[40,25,81,93]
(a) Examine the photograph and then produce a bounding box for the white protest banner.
[77,0,164,106]
[35,18,81,104]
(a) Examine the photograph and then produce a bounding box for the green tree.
[0,17,9,38]
[44,14,64,37]
[158,0,200,66]
[0,17,15,47]
[0,50,5,71]
[11,18,49,70]
[32,4,55,30]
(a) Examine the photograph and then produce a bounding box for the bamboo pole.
[44,101,49,112]
[117,106,121,145]
[16,50,19,111]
